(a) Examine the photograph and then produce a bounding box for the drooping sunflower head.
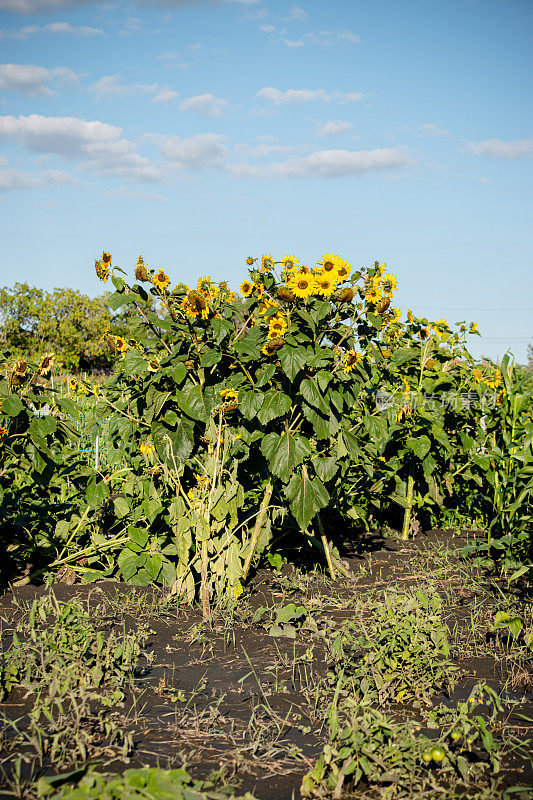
[313,275,336,297]
[94,259,109,283]
[335,287,355,303]
[115,336,128,353]
[153,269,170,290]
[197,275,213,295]
[135,256,150,282]
[183,290,209,319]
[240,280,254,297]
[343,350,363,373]
[277,287,297,303]
[407,308,414,324]
[376,297,390,314]
[469,322,479,334]
[262,338,285,356]
[38,352,55,377]
[140,440,155,456]
[288,271,314,299]
[12,359,28,385]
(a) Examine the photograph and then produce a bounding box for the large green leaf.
[279,345,307,381]
[302,404,330,439]
[239,390,264,420]
[261,431,311,483]
[176,384,207,422]
[406,435,431,460]
[152,418,195,463]
[299,378,329,415]
[122,350,149,377]
[257,390,291,425]
[286,469,329,530]
[1,395,23,416]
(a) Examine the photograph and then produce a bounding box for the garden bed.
[1,530,532,799]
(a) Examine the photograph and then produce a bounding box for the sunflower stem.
[316,514,336,579]
[401,475,415,540]
[242,480,273,581]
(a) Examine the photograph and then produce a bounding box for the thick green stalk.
[242,480,273,581]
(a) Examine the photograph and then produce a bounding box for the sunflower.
[38,352,55,377]
[288,272,314,299]
[469,322,479,334]
[94,259,109,283]
[432,319,449,338]
[153,269,170,290]
[366,281,382,305]
[376,297,390,314]
[343,350,363,373]
[317,253,339,275]
[277,287,297,302]
[0,426,8,438]
[197,275,213,295]
[486,369,501,389]
[268,315,288,339]
[334,259,351,280]
[115,336,128,353]
[102,251,112,265]
[240,280,254,297]
[262,338,284,356]
[254,282,265,299]
[336,287,355,303]
[261,254,274,272]
[280,254,299,271]
[407,308,414,324]
[246,256,255,266]
[140,440,155,456]
[220,388,238,401]
[313,275,336,297]
[182,291,209,319]
[390,306,402,323]
[135,256,149,282]
[382,273,398,297]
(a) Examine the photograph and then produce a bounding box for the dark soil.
[1,529,532,799]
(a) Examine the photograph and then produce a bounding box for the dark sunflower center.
[298,281,308,290]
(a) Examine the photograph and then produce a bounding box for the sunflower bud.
[377,297,390,314]
[277,288,297,303]
[336,287,355,303]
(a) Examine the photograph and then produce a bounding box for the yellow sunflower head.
[183,291,209,319]
[343,350,363,373]
[94,259,109,283]
[246,256,255,266]
[280,254,299,271]
[288,271,314,299]
[240,280,254,298]
[101,251,112,265]
[268,314,288,339]
[115,336,128,353]
[261,254,274,272]
[220,388,239,401]
[254,282,265,299]
[259,297,280,315]
[197,275,213,295]
[366,281,382,305]
[432,319,449,338]
[382,273,398,297]
[153,269,170,290]
[407,308,414,324]
[313,275,336,297]
[317,253,339,275]
[334,259,351,281]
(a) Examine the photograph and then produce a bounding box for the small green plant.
[253,602,317,639]
[324,588,458,706]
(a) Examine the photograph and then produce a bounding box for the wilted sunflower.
[277,287,297,303]
[313,275,336,297]
[376,297,390,314]
[153,269,170,291]
[240,280,254,297]
[135,256,149,282]
[12,359,28,381]
[336,287,355,303]
[473,368,483,384]
[261,338,284,356]
[343,351,363,373]
[38,352,55,377]
[94,259,109,283]
[288,272,314,299]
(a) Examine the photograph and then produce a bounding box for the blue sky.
[0,0,531,363]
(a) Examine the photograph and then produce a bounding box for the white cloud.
[0,113,164,181]
[159,132,228,169]
[256,87,365,104]
[284,5,307,21]
[282,39,304,48]
[104,187,166,202]
[228,147,413,178]
[233,142,297,157]
[416,122,450,138]
[0,21,102,37]
[315,119,353,138]
[0,63,78,95]
[0,167,73,190]
[89,75,178,103]
[303,29,361,46]
[178,93,228,117]
[467,137,533,158]
[259,23,275,32]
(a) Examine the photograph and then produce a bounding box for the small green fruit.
[430,747,446,763]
